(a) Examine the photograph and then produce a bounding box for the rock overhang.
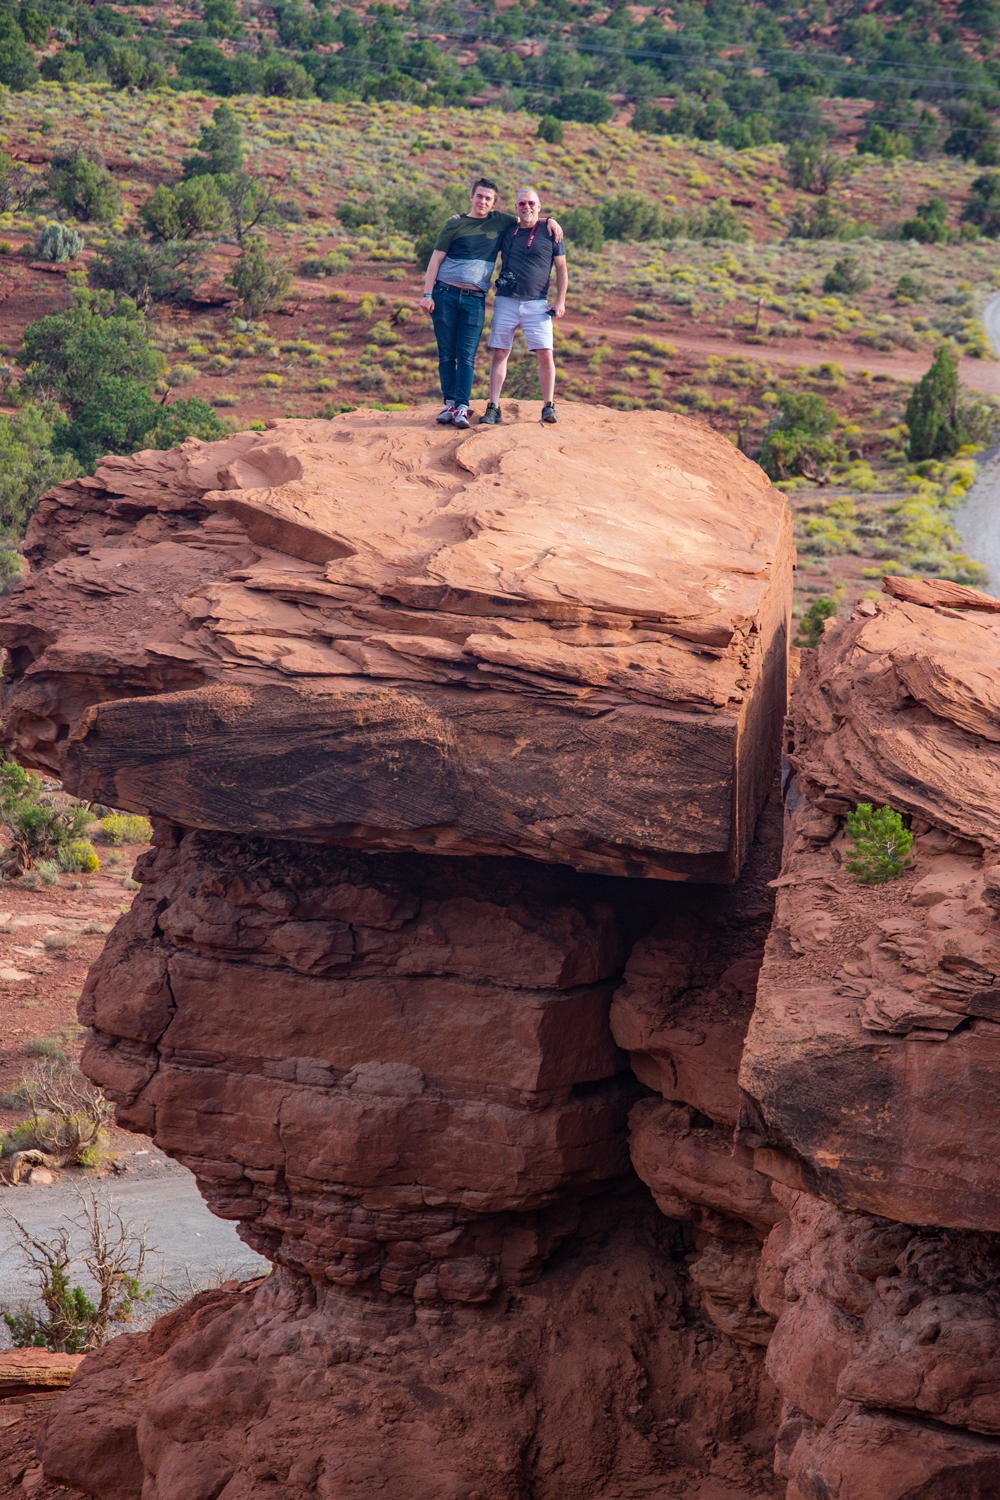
[0,404,793,882]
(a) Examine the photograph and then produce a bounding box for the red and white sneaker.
[436,402,457,425]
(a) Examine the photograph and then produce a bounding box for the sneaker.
[480,402,502,426]
[453,404,471,429]
[436,402,456,425]
[541,402,558,424]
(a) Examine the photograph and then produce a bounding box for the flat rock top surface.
[194,403,785,643]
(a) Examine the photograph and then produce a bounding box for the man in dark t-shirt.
[420,177,562,429]
[482,184,568,426]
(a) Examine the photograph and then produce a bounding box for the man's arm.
[545,216,564,242]
[420,249,447,314]
[552,256,568,317]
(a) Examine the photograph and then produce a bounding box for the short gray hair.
[515,184,541,203]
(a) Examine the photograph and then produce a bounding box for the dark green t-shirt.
[433,210,518,292]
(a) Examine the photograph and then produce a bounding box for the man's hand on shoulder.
[545,216,564,242]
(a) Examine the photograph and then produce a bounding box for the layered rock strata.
[0,405,792,881]
[737,584,1000,1498]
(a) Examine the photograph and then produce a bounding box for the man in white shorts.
[481,185,568,426]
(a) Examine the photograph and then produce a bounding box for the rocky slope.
[3,409,998,1499]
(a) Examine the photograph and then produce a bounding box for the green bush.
[87,238,209,311]
[906,346,961,461]
[46,148,120,223]
[34,225,83,263]
[844,803,914,884]
[794,597,838,648]
[893,274,927,301]
[139,178,229,242]
[822,257,871,295]
[20,287,164,416]
[225,238,292,318]
[560,207,605,251]
[759,391,840,480]
[900,198,949,244]
[100,813,152,846]
[961,173,1000,237]
[552,89,612,125]
[600,192,663,242]
[787,196,857,241]
[785,142,844,194]
[0,759,91,872]
[856,124,912,160]
[182,101,244,179]
[537,115,564,144]
[0,405,82,534]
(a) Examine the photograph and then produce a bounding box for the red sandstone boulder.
[0,407,792,883]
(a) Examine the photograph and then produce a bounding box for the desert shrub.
[100,812,152,846]
[2,1187,149,1353]
[182,101,243,180]
[856,124,912,160]
[961,173,1000,237]
[560,207,604,251]
[893,274,927,301]
[822,257,871,295]
[0,760,90,871]
[537,114,564,144]
[0,405,81,534]
[139,178,229,243]
[600,192,663,242]
[88,238,209,311]
[906,345,961,461]
[225,238,292,318]
[900,199,949,244]
[0,1063,111,1176]
[20,288,163,416]
[845,803,914,885]
[794,597,838,648]
[787,196,857,241]
[552,89,612,124]
[56,840,99,874]
[759,391,840,480]
[944,102,1000,165]
[46,148,120,223]
[687,198,749,242]
[298,251,351,278]
[785,142,844,194]
[34,224,82,263]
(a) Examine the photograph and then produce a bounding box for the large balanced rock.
[0,408,791,1500]
[0,405,792,882]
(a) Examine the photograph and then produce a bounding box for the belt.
[435,281,485,298]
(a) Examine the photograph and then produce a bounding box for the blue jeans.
[431,281,485,408]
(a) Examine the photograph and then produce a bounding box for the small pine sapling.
[844,803,914,885]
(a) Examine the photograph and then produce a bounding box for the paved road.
[0,1152,267,1338]
[954,292,1000,589]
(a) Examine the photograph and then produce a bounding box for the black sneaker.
[541,402,558,424]
[480,402,502,426]
[436,402,456,425]
[453,404,471,430]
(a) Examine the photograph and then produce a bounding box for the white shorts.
[487,296,553,352]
